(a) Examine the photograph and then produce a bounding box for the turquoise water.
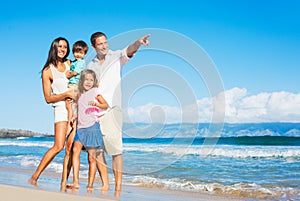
[0,123,300,200]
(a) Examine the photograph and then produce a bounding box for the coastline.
[0,166,244,201]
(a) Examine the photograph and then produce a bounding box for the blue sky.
[0,0,300,134]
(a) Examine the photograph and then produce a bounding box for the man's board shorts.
[99,106,123,156]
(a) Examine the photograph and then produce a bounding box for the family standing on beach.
[28,32,150,196]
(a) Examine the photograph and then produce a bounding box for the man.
[87,32,150,194]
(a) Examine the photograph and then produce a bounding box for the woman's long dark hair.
[42,37,70,72]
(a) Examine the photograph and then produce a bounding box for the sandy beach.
[0,166,244,201]
[0,184,109,201]
[0,184,245,201]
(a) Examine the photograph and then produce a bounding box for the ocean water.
[0,123,300,200]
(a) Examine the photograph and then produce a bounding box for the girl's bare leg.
[87,148,97,190]
[28,121,68,185]
[96,152,109,190]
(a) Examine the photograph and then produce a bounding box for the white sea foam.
[16,137,29,140]
[20,155,42,167]
[20,155,63,173]
[0,141,52,148]
[124,143,300,159]
[125,175,300,199]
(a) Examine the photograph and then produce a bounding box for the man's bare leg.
[112,154,123,194]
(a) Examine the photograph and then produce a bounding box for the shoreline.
[0,166,244,201]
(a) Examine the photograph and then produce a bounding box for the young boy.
[66,40,89,126]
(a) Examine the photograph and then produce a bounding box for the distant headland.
[0,128,53,138]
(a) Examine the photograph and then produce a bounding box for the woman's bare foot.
[28,177,37,186]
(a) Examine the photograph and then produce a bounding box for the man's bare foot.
[28,177,37,186]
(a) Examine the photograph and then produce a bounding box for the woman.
[28,37,76,188]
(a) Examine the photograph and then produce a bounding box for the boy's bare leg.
[60,123,76,191]
[65,99,73,134]
[96,152,109,191]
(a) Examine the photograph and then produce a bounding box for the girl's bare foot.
[114,190,121,197]
[86,186,94,193]
[115,184,121,192]
[95,185,109,194]
[95,185,109,191]
[66,183,80,189]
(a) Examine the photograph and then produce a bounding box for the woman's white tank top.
[50,62,70,107]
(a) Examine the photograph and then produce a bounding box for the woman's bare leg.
[28,121,68,185]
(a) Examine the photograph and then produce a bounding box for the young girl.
[69,69,109,191]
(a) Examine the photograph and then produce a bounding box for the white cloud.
[123,87,300,123]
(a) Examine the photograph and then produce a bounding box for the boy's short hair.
[72,40,88,54]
